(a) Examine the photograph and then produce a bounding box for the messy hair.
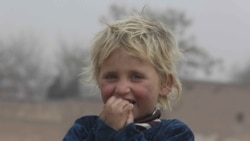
[83,14,182,110]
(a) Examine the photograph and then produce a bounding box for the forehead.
[103,48,146,66]
[99,48,160,79]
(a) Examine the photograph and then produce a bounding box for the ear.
[159,74,173,96]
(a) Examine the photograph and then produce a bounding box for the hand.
[99,96,134,131]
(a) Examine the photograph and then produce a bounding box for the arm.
[63,117,194,141]
[62,117,147,141]
[159,119,195,141]
[63,96,134,141]
[163,128,194,141]
[63,95,194,141]
[62,117,117,141]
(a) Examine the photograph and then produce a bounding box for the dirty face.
[98,48,164,119]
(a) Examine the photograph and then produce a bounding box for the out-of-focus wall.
[0,81,249,141]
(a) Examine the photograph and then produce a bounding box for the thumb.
[99,105,105,120]
[126,104,134,125]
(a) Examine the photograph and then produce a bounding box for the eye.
[131,73,143,81]
[104,73,117,81]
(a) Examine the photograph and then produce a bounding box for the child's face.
[98,48,164,119]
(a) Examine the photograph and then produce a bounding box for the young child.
[63,14,194,141]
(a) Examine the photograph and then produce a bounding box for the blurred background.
[0,0,250,141]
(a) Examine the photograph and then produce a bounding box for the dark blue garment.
[63,115,194,141]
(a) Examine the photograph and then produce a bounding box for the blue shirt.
[63,115,194,141]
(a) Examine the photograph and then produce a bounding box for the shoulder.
[67,115,99,135]
[74,115,99,127]
[63,115,99,141]
[161,119,190,128]
[160,118,193,132]
[158,119,194,140]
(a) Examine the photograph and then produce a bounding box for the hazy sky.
[1,0,250,81]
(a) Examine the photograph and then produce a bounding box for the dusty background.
[0,99,101,141]
[0,81,250,141]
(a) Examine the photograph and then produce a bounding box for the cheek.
[99,82,115,103]
[133,83,160,102]
[134,84,155,98]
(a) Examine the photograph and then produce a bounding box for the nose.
[115,79,131,96]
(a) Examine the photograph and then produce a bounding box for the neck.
[134,108,161,123]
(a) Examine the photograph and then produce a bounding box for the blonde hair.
[84,14,182,110]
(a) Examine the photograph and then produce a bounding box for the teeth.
[129,100,135,104]
[124,98,135,104]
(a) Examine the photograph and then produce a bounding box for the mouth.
[124,98,136,105]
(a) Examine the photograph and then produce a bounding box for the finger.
[111,97,129,109]
[118,99,130,109]
[126,104,134,125]
[105,96,116,105]
[99,105,106,120]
